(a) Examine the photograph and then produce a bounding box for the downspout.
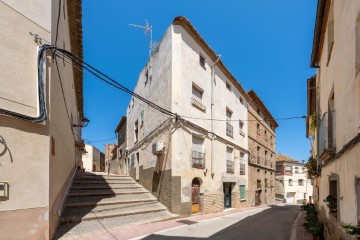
[211,55,221,178]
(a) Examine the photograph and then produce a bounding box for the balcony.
[226,160,234,174]
[318,111,336,160]
[192,151,205,169]
[226,122,233,137]
[191,98,206,112]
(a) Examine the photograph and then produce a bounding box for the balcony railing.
[192,151,205,169]
[226,122,233,137]
[191,98,206,112]
[319,111,336,157]
[226,160,234,173]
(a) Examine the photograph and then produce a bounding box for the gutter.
[310,0,327,68]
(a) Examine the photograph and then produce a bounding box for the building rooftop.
[276,153,299,163]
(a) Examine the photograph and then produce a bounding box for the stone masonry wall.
[204,193,224,213]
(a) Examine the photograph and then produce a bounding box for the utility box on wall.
[0,182,8,198]
[152,141,165,154]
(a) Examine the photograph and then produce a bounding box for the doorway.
[224,183,232,208]
[191,178,201,213]
[255,191,261,206]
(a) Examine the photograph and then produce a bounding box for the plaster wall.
[0,0,50,213]
[315,0,360,226]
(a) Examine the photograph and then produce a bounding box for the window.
[295,167,299,173]
[264,130,267,140]
[140,110,144,127]
[289,179,293,186]
[226,147,234,173]
[131,154,135,166]
[327,2,334,65]
[264,150,268,165]
[276,165,282,174]
[256,123,260,135]
[239,120,245,136]
[119,149,123,157]
[145,69,149,84]
[257,146,261,164]
[356,13,360,74]
[257,108,260,115]
[240,152,245,175]
[257,180,261,189]
[285,166,292,175]
[199,54,205,68]
[192,135,205,169]
[191,84,206,111]
[239,96,244,105]
[299,179,304,186]
[134,120,139,143]
[226,108,233,137]
[265,178,268,188]
[226,81,231,91]
[239,185,246,200]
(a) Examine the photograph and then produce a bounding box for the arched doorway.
[191,178,201,213]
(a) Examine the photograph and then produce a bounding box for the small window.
[145,69,149,84]
[289,179,293,186]
[226,82,231,91]
[295,167,299,173]
[264,130,267,140]
[276,165,282,174]
[239,185,246,200]
[299,179,304,186]
[239,120,244,130]
[257,108,260,115]
[140,110,144,127]
[285,166,292,174]
[134,120,139,143]
[239,96,244,105]
[192,85,203,102]
[199,54,205,68]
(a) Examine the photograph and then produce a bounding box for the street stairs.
[55,173,177,239]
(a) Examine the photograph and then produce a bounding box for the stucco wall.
[314,0,360,226]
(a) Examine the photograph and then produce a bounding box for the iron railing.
[191,97,206,111]
[192,150,205,169]
[319,111,336,156]
[226,160,234,173]
[226,122,233,137]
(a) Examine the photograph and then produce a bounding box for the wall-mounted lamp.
[72,117,90,128]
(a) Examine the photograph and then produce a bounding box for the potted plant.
[323,195,337,217]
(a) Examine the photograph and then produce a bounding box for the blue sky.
[82,0,317,161]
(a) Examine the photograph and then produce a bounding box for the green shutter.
[239,185,246,200]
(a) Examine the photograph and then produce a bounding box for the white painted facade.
[276,161,313,204]
[126,18,250,214]
[82,144,103,172]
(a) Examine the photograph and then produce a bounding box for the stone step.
[68,188,148,197]
[71,183,141,190]
[75,175,131,180]
[55,211,178,240]
[72,179,135,185]
[60,202,168,224]
[65,193,157,208]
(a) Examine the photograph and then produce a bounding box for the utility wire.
[51,45,308,123]
[85,137,116,143]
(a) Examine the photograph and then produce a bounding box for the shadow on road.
[141,205,301,240]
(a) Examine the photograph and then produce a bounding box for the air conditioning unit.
[152,141,165,154]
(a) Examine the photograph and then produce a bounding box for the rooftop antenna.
[129,19,154,57]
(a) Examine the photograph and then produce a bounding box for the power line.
[85,137,116,143]
[50,45,307,123]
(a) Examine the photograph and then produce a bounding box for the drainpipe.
[211,55,221,178]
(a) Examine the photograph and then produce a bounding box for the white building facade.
[126,17,250,215]
[275,156,313,204]
[82,144,104,172]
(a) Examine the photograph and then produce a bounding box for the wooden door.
[192,185,200,213]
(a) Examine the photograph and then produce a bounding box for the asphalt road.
[139,205,301,240]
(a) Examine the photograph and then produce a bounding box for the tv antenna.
[129,19,155,57]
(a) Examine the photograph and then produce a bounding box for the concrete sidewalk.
[291,211,313,240]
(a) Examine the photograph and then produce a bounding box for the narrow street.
[135,205,300,240]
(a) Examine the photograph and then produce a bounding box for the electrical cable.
[85,137,116,143]
[0,44,49,122]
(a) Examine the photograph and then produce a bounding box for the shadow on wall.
[0,135,13,163]
[141,205,301,240]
